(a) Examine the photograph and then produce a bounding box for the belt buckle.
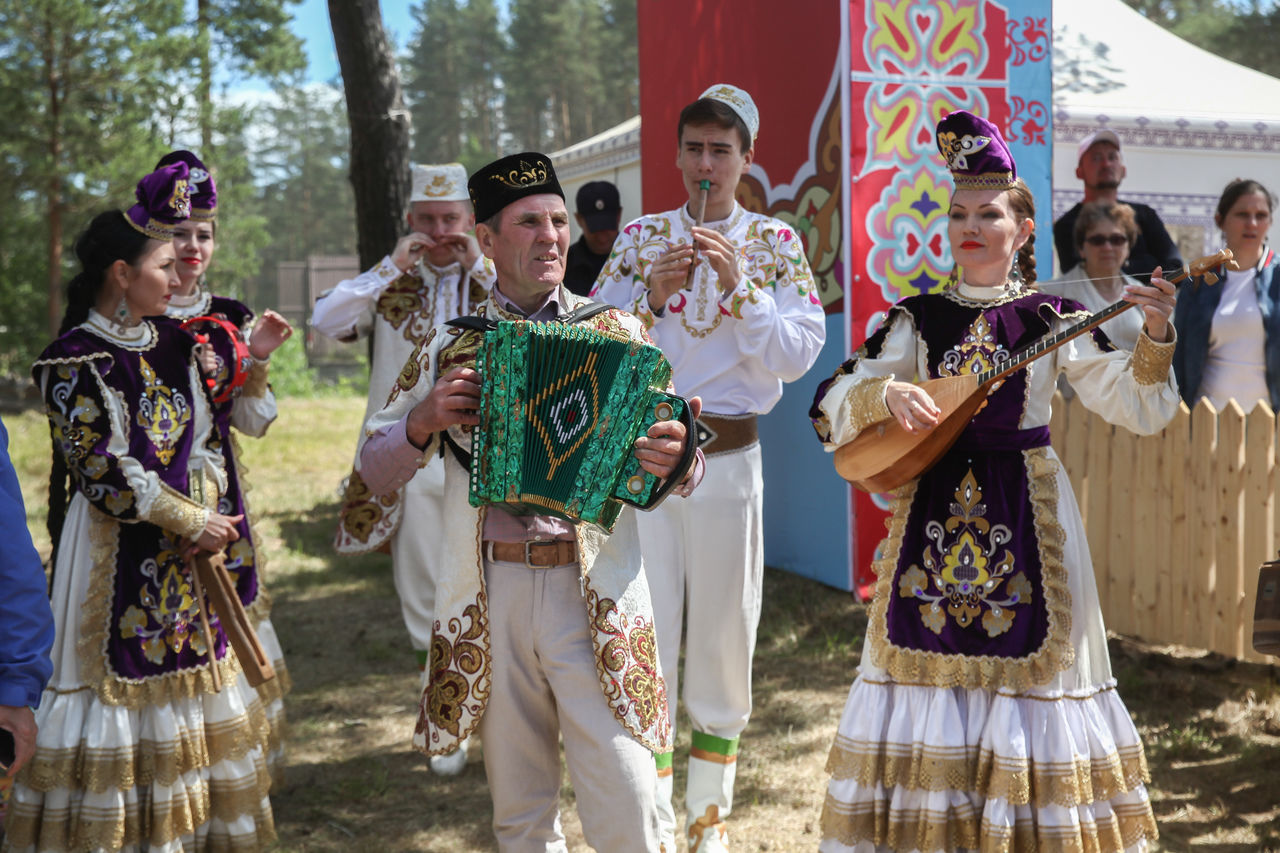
[524,540,540,568]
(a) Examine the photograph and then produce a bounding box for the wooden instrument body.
[833,373,988,493]
[192,551,276,687]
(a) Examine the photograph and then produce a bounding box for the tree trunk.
[198,0,212,153]
[43,14,62,338]
[327,0,410,272]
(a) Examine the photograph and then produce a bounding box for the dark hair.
[1215,178,1277,226]
[677,98,751,154]
[1005,180,1038,286]
[1073,201,1138,249]
[46,210,152,568]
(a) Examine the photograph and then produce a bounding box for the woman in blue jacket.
[1173,179,1280,411]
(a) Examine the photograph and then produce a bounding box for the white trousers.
[478,558,662,853]
[390,454,446,660]
[638,444,763,823]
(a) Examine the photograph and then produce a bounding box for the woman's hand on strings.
[886,380,940,433]
[1124,266,1177,343]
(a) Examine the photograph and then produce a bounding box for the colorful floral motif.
[899,469,1030,637]
[420,602,487,740]
[938,311,1010,375]
[136,357,191,466]
[119,535,207,664]
[590,592,668,739]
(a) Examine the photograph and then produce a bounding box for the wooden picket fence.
[1047,392,1277,663]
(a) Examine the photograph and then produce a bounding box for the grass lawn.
[4,396,1279,851]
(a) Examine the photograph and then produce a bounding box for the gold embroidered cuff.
[148,483,209,540]
[242,360,270,398]
[844,376,894,434]
[1131,331,1176,386]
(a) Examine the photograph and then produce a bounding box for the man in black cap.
[565,180,623,295]
[356,152,703,852]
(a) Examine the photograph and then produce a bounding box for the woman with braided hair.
[3,163,277,852]
[809,111,1180,851]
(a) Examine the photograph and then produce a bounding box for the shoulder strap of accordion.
[444,315,500,332]
[439,428,472,470]
[557,301,612,324]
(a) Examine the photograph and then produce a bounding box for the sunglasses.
[1084,234,1129,247]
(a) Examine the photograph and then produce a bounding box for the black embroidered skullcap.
[468,152,564,223]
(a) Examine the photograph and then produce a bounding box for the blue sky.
[286,0,418,85]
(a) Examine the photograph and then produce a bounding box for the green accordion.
[469,320,694,531]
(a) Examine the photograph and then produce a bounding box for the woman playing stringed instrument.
[809,111,1180,851]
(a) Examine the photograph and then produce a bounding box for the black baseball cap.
[575,181,621,232]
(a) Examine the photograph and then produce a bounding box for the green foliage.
[405,0,638,161]
[1121,0,1280,78]
[265,334,368,399]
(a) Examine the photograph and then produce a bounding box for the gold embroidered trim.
[820,791,1156,852]
[866,447,1073,690]
[242,360,270,398]
[825,734,1150,808]
[4,754,274,852]
[1130,331,1175,386]
[843,376,893,435]
[147,482,209,539]
[19,693,272,794]
[79,509,244,709]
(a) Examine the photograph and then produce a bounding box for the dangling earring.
[112,295,138,331]
[943,264,959,291]
[1009,254,1022,285]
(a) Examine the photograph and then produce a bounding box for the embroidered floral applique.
[136,357,191,466]
[938,312,1010,376]
[420,602,487,739]
[591,593,668,739]
[119,536,206,664]
[898,469,1032,638]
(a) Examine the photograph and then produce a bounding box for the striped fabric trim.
[690,731,739,765]
[655,750,674,777]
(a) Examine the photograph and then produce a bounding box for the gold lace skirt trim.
[4,752,274,852]
[820,791,1157,853]
[825,735,1150,808]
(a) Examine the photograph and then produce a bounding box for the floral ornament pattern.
[119,535,207,664]
[488,157,551,189]
[420,601,487,740]
[589,591,670,744]
[937,312,1010,376]
[898,469,1030,637]
[136,357,191,466]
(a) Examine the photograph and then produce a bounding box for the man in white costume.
[592,85,827,851]
[310,162,494,774]
[357,151,704,851]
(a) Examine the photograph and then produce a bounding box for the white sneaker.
[687,805,729,852]
[428,739,468,776]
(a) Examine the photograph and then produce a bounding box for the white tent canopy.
[1052,0,1280,270]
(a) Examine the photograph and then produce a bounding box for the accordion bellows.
[470,321,690,530]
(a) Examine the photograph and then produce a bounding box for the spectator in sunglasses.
[1041,201,1147,396]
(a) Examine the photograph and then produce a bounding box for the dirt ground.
[6,397,1280,852]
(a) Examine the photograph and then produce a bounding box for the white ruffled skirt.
[819,464,1157,852]
[2,495,287,853]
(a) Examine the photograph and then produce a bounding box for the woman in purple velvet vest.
[810,112,1181,851]
[157,150,293,784]
[4,164,277,852]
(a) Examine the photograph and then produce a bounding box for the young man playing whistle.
[593,85,827,851]
[311,163,494,775]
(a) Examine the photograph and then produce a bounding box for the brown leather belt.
[484,539,578,567]
[697,414,759,456]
